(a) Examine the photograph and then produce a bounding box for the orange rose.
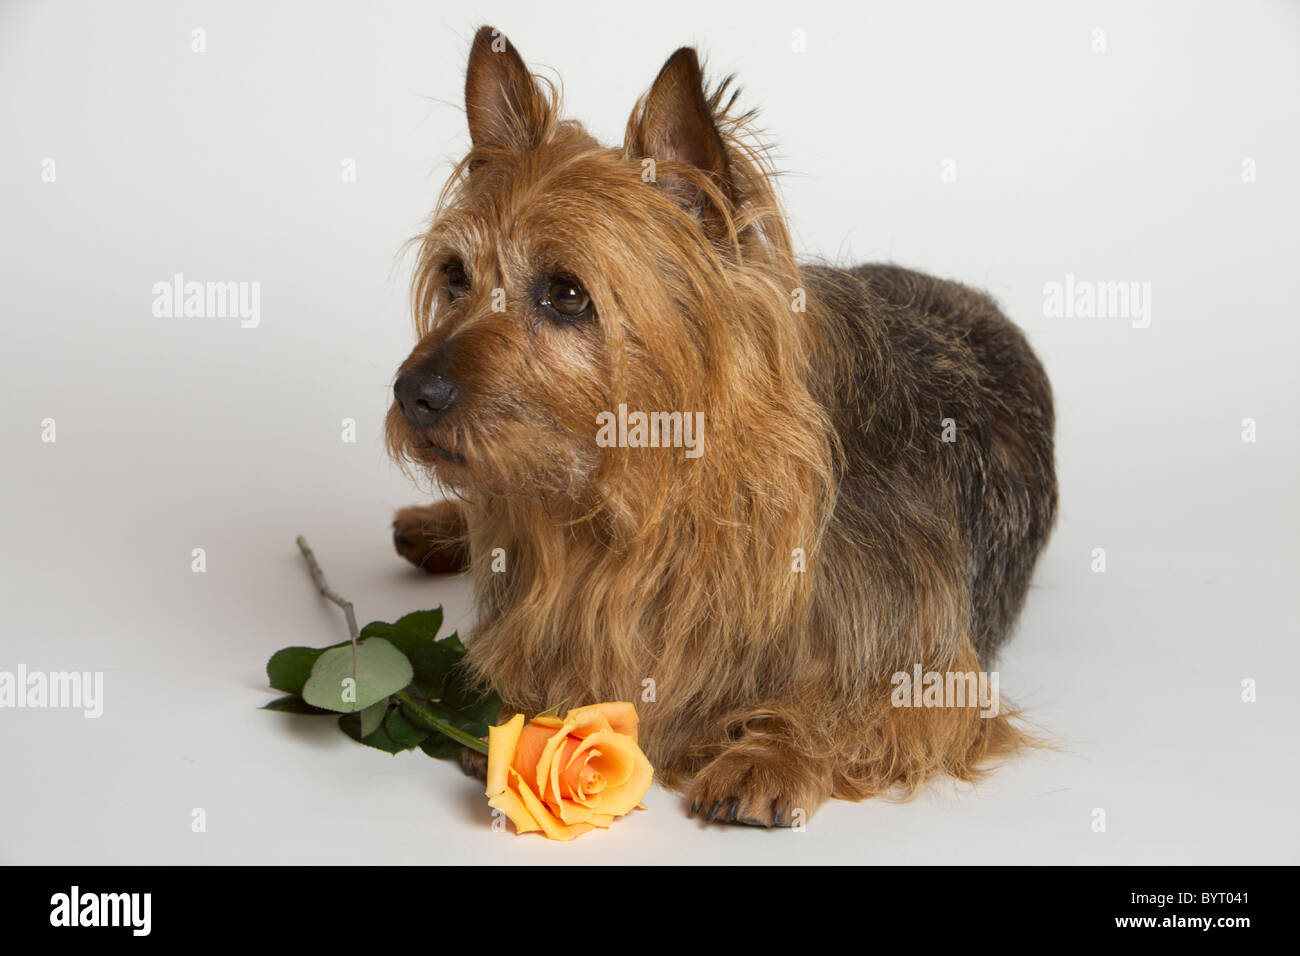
[485,702,653,840]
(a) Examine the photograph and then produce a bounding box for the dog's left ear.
[625,47,733,218]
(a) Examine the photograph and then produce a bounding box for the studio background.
[2,0,1297,863]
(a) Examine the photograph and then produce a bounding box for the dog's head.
[387,26,793,504]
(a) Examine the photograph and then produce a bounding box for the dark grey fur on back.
[807,263,1057,667]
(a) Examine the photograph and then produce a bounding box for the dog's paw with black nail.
[686,746,828,828]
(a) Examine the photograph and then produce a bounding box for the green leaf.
[418,734,462,759]
[267,646,332,696]
[301,638,414,713]
[337,707,427,753]
[260,694,334,715]
[437,631,466,656]
[358,621,422,657]
[383,707,428,750]
[353,611,465,697]
[359,700,389,737]
[535,698,567,719]
[357,608,445,657]
[442,665,503,726]
[394,608,444,642]
[338,713,411,754]
[406,641,462,698]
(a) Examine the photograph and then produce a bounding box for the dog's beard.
[388,405,597,502]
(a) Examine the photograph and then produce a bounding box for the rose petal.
[485,714,526,799]
[535,720,578,810]
[513,769,596,842]
[567,702,639,742]
[487,787,540,834]
[569,730,636,790]
[588,743,653,818]
[540,727,604,825]
[556,737,593,800]
[511,722,559,793]
[563,745,605,805]
[485,715,543,835]
[567,711,613,739]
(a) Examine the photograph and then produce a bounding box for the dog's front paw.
[458,746,488,781]
[686,745,829,828]
[392,502,469,573]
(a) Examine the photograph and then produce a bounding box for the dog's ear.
[465,26,548,150]
[625,47,733,217]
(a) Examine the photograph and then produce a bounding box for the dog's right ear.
[464,26,548,151]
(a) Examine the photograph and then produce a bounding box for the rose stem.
[296,535,360,670]
[396,691,490,755]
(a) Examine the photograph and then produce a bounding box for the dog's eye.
[542,277,592,320]
[443,260,470,299]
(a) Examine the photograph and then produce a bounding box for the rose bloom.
[485,702,653,840]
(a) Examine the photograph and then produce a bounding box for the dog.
[387,26,1057,826]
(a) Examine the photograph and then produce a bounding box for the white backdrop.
[2,0,1297,863]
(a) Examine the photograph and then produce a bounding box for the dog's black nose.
[394,368,459,427]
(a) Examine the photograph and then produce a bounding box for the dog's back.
[807,263,1057,663]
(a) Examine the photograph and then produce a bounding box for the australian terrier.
[387,26,1057,826]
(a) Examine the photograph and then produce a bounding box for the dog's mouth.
[428,443,460,464]
[414,433,464,465]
